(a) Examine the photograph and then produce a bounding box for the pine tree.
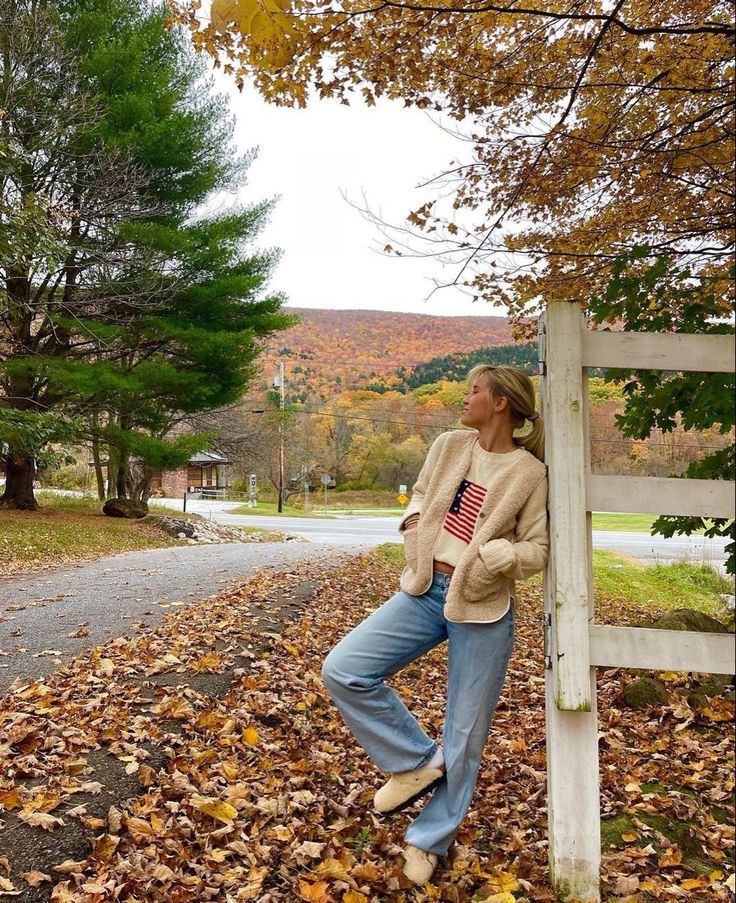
[0,0,291,509]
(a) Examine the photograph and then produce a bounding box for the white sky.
[214,75,504,319]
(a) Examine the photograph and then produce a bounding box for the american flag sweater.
[433,440,525,568]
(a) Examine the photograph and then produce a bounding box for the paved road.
[0,541,364,692]
[157,497,731,568]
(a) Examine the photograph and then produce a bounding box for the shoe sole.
[376,774,445,815]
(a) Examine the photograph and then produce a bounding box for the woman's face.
[461,377,495,429]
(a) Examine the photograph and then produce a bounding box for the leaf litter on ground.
[0,550,732,902]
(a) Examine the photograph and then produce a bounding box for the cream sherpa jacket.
[399,430,549,623]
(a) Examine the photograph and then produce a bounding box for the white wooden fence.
[539,302,735,901]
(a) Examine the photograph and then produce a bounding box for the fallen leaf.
[190,794,238,823]
[17,812,63,831]
[22,872,51,888]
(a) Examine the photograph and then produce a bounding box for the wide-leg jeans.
[321,571,515,856]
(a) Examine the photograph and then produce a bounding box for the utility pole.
[277,362,285,514]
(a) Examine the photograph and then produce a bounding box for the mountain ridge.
[260,307,515,399]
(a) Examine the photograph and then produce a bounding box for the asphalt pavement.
[0,541,364,692]
[156,497,732,568]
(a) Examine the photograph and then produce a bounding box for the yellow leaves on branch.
[211,0,300,68]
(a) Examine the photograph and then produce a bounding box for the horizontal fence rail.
[581,330,736,372]
[587,473,736,519]
[589,625,736,676]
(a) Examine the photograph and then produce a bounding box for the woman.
[321,365,548,884]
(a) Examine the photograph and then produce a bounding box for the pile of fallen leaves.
[0,551,733,902]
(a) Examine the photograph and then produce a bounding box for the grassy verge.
[378,544,732,619]
[594,549,731,617]
[230,501,328,518]
[591,512,659,531]
[40,492,200,521]
[0,492,182,577]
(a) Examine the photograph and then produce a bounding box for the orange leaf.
[298,880,334,902]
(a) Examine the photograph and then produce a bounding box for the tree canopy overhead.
[173,0,734,318]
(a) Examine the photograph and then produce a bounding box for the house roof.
[188,451,232,466]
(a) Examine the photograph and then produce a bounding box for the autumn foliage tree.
[173,0,734,319]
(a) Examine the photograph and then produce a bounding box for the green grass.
[230,501,329,518]
[591,513,659,531]
[38,492,200,520]
[377,543,731,619]
[593,549,731,616]
[0,494,181,574]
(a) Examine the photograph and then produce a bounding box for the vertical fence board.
[542,307,601,901]
[543,304,592,711]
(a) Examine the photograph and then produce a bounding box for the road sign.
[397,493,409,505]
[399,484,407,494]
[320,473,332,485]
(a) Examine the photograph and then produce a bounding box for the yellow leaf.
[190,794,238,823]
[680,876,709,891]
[485,871,520,893]
[125,816,157,843]
[660,671,680,681]
[242,726,259,745]
[298,879,333,902]
[313,859,351,882]
[211,0,239,31]
[477,894,516,903]
[194,710,227,731]
[91,834,120,862]
[701,705,734,722]
[0,789,22,811]
[343,893,369,903]
[621,831,638,842]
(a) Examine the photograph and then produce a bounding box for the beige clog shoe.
[402,844,439,884]
[373,764,445,813]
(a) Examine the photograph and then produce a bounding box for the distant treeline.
[405,342,538,388]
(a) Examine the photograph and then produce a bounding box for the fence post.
[183,492,187,514]
[540,303,601,901]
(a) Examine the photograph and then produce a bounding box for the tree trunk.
[91,416,106,501]
[0,450,38,510]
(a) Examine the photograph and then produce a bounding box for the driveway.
[0,541,366,692]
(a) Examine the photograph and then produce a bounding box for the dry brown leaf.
[16,811,63,831]
[22,872,51,888]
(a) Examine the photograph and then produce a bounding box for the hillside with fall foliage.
[258,308,513,400]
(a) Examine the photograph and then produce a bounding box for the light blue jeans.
[321,571,515,856]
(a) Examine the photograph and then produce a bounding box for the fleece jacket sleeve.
[478,475,549,579]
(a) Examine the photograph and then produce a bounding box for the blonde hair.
[466,364,545,462]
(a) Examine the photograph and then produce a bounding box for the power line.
[292,407,457,430]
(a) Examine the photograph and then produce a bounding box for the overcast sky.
[214,75,504,319]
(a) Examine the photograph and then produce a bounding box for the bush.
[40,463,87,491]
[335,480,381,492]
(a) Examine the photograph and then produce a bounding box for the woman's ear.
[492,394,510,414]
